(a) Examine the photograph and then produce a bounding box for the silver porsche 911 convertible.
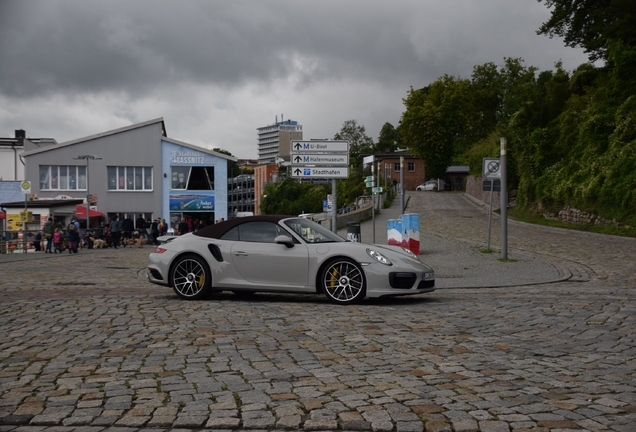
[147,215,435,304]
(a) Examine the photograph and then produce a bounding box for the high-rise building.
[257,118,303,164]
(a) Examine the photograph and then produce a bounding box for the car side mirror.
[275,235,294,248]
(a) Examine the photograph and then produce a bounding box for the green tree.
[334,120,374,169]
[375,122,400,153]
[399,75,477,178]
[537,0,636,62]
[260,177,329,215]
[212,148,234,157]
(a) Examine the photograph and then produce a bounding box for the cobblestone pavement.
[0,192,634,432]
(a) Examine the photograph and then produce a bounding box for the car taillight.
[154,247,167,254]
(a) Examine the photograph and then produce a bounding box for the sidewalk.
[339,192,579,289]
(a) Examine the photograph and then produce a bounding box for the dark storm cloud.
[0,0,590,154]
[0,0,446,97]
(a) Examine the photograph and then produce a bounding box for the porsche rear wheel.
[321,258,366,304]
[170,254,211,300]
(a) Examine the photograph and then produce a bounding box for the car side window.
[238,222,282,243]
[220,226,239,241]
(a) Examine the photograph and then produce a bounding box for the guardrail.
[1,229,44,254]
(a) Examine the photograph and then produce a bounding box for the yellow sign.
[20,211,33,222]
[6,214,23,231]
[21,181,31,194]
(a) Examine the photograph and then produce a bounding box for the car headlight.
[401,247,420,261]
[366,248,392,266]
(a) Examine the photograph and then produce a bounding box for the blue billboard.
[169,193,215,212]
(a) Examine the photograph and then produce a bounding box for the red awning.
[75,204,104,218]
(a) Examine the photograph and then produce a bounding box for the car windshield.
[284,218,345,244]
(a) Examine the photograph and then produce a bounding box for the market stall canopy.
[75,205,104,218]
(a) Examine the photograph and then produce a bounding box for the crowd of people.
[91,215,168,249]
[30,214,226,253]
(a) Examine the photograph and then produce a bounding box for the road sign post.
[500,138,508,259]
[482,157,504,252]
[290,141,350,233]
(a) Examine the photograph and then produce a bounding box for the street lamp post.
[73,155,101,230]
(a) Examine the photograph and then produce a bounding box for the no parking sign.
[482,158,501,179]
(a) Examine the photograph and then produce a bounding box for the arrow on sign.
[294,155,303,163]
[294,168,303,176]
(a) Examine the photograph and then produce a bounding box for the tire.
[170,254,211,300]
[320,258,366,304]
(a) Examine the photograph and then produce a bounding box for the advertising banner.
[169,193,215,211]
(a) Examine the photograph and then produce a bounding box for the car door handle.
[233,251,248,256]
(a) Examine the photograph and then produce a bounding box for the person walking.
[136,215,147,248]
[121,214,134,247]
[178,218,189,236]
[67,223,80,253]
[71,216,80,232]
[150,218,160,245]
[43,217,54,253]
[53,228,63,253]
[34,231,42,252]
[109,215,121,248]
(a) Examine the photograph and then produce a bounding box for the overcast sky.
[0,0,590,159]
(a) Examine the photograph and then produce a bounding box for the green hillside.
[399,1,636,226]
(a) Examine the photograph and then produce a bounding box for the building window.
[39,166,86,190]
[408,162,415,172]
[171,166,215,190]
[394,162,401,172]
[171,167,190,190]
[107,166,153,191]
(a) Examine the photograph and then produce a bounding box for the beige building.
[257,118,303,164]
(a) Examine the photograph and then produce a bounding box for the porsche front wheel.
[170,254,211,300]
[321,258,366,304]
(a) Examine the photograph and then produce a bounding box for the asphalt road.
[0,192,634,432]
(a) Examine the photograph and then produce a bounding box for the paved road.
[0,192,634,432]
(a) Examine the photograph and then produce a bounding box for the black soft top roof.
[192,215,297,239]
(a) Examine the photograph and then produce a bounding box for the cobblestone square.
[1,193,634,431]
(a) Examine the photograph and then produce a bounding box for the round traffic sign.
[487,161,500,174]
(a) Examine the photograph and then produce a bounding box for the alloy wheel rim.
[173,259,205,297]
[324,261,363,302]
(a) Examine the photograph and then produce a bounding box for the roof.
[193,215,295,239]
[360,152,416,160]
[21,118,167,157]
[446,166,470,174]
[162,137,238,162]
[0,199,84,208]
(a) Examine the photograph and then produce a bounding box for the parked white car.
[416,180,439,191]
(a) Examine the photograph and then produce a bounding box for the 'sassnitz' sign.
[292,140,349,153]
[291,167,349,179]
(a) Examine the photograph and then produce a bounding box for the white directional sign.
[291,140,349,153]
[292,154,348,166]
[291,167,349,179]
[483,157,501,179]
